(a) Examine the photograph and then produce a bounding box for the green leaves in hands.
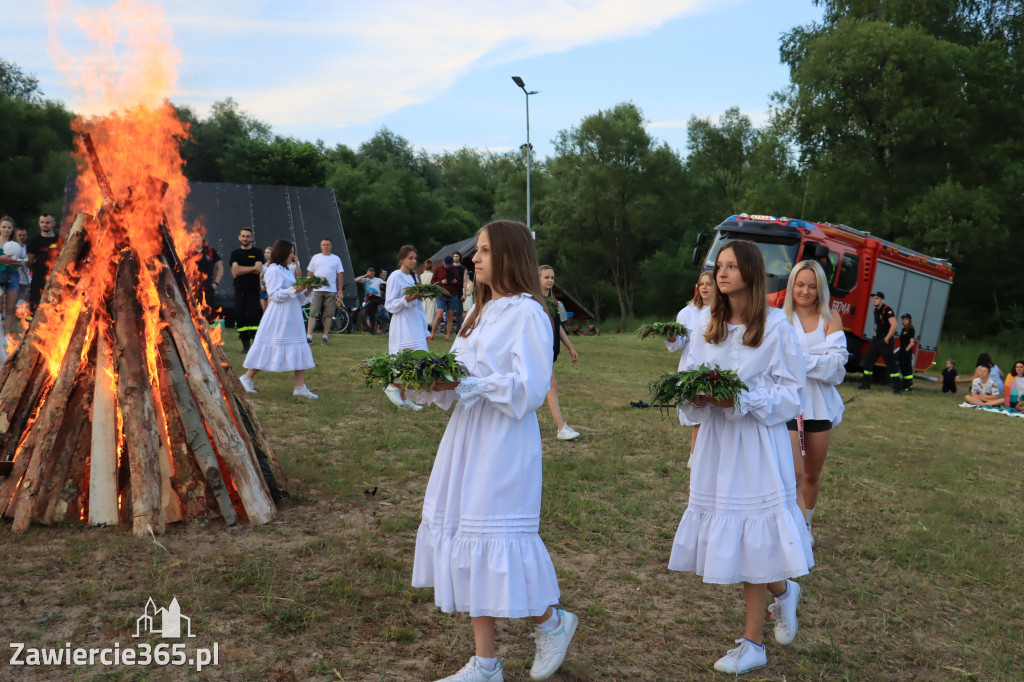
[648,364,747,407]
[635,321,689,341]
[361,349,469,390]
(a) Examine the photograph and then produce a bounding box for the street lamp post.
[511,76,538,236]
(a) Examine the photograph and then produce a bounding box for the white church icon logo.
[133,597,196,638]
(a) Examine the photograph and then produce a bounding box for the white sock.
[776,581,794,600]
[475,656,497,672]
[805,508,815,525]
[537,610,560,633]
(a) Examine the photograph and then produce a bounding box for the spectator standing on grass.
[412,221,577,682]
[782,260,847,547]
[187,233,223,318]
[964,363,1003,406]
[354,267,385,333]
[858,291,902,394]
[421,258,437,331]
[26,214,60,314]
[539,265,581,441]
[0,217,24,335]
[304,238,345,346]
[430,254,465,341]
[15,227,30,302]
[230,227,264,353]
[670,240,812,676]
[239,240,317,399]
[896,314,917,391]
[382,245,427,412]
[259,246,272,312]
[666,271,713,461]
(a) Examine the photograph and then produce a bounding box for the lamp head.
[512,76,525,88]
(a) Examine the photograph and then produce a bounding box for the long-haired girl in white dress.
[665,271,713,459]
[781,260,847,545]
[670,240,812,675]
[413,221,578,682]
[239,240,318,399]
[383,244,428,411]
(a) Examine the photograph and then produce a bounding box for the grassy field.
[1,330,1022,681]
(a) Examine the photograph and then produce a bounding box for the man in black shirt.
[230,227,264,352]
[188,233,224,319]
[858,291,902,393]
[896,313,918,392]
[26,214,60,313]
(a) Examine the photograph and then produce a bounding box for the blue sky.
[3,0,823,160]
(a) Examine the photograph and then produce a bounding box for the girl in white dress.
[240,240,318,399]
[670,240,813,675]
[782,260,847,545]
[665,271,713,458]
[412,221,578,682]
[539,266,581,441]
[421,258,437,329]
[383,245,429,411]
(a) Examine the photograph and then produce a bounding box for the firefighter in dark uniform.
[896,313,917,391]
[230,226,265,353]
[858,291,902,393]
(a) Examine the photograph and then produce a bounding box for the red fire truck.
[692,214,955,372]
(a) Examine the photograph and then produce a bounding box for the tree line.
[2,0,1022,338]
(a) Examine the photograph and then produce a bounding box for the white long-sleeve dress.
[385,269,429,355]
[243,264,314,372]
[666,303,707,426]
[790,312,848,426]
[668,307,814,584]
[411,294,560,618]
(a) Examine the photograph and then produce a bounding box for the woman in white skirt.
[421,258,437,333]
[412,221,578,682]
[782,260,847,545]
[670,240,812,675]
[665,271,713,458]
[239,240,318,399]
[383,245,428,411]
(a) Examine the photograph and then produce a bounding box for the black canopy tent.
[63,179,358,320]
[428,239,594,323]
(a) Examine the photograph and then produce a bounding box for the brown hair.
[688,271,714,309]
[397,245,417,262]
[424,258,433,270]
[269,239,293,266]
[459,221,546,337]
[704,240,767,347]
[0,216,14,227]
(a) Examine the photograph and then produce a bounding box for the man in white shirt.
[305,238,345,345]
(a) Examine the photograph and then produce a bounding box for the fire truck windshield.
[701,232,800,294]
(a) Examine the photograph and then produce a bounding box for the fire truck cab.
[693,214,955,372]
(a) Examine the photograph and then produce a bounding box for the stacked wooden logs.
[0,211,289,536]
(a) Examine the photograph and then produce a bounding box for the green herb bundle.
[635,321,689,341]
[295,275,329,288]
[361,349,469,390]
[648,364,748,407]
[404,283,451,299]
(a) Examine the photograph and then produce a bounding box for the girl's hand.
[293,284,306,292]
[432,381,459,391]
[707,396,734,408]
[690,395,708,408]
[569,346,579,363]
[690,395,734,408]
[666,335,676,343]
[405,293,421,301]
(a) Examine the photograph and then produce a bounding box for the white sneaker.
[293,385,319,399]
[238,375,257,394]
[768,580,801,645]
[384,384,405,407]
[530,608,577,680]
[306,334,313,343]
[401,399,424,412]
[713,638,767,674]
[437,658,503,682]
[556,424,580,441]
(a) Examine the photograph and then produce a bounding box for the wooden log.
[56,404,94,524]
[156,329,213,524]
[88,331,119,525]
[11,300,93,532]
[0,358,48,465]
[0,367,51,518]
[156,263,275,524]
[42,365,95,523]
[111,251,164,536]
[0,213,90,446]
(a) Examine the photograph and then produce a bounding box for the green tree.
[177,98,271,183]
[218,135,328,187]
[0,58,44,103]
[543,102,684,329]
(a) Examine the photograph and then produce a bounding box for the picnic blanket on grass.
[958,403,1024,419]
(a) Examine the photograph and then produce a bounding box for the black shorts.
[786,418,832,433]
[942,385,957,394]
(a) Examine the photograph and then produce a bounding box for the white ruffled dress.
[243,264,314,372]
[790,312,848,426]
[668,307,814,584]
[385,270,429,355]
[411,294,560,618]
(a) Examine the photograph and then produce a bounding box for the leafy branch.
[404,283,451,299]
[361,349,469,390]
[635,321,689,341]
[648,364,747,407]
